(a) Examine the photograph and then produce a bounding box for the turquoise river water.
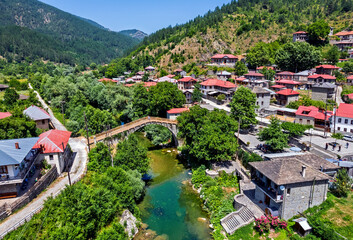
[137,134,211,240]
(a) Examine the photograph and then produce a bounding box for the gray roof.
[23,105,51,121]
[312,82,336,89]
[252,86,271,94]
[0,84,9,89]
[294,70,312,76]
[250,156,332,185]
[0,138,39,166]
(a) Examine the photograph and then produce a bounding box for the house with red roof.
[145,66,155,72]
[332,103,353,134]
[174,69,187,77]
[200,79,237,101]
[308,74,336,84]
[332,31,353,50]
[167,108,189,120]
[99,78,118,83]
[23,105,52,129]
[295,106,332,129]
[276,71,295,81]
[275,89,300,106]
[211,54,238,66]
[275,80,301,90]
[293,31,308,42]
[271,85,286,91]
[177,77,198,103]
[0,112,12,120]
[315,65,340,76]
[244,72,265,81]
[34,130,72,174]
[347,75,353,85]
[235,77,248,86]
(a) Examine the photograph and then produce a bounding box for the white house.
[332,103,353,134]
[34,130,72,174]
[167,108,189,120]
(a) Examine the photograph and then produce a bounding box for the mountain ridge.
[119,29,148,41]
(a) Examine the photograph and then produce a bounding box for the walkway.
[90,117,178,146]
[0,86,88,238]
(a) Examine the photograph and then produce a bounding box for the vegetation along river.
[136,133,211,240]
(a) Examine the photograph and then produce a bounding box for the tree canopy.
[258,117,289,152]
[230,86,258,129]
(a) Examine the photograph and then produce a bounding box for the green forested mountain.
[0,0,139,64]
[113,0,353,71]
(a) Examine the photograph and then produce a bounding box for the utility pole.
[323,103,328,138]
[62,142,71,186]
[84,111,90,152]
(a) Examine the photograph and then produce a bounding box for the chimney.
[302,165,306,178]
[15,142,19,149]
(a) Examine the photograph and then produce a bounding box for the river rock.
[197,217,207,223]
[209,224,214,229]
[119,209,139,239]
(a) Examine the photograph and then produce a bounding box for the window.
[287,188,291,196]
[49,155,54,161]
[0,166,8,174]
[351,129,353,133]
[261,101,264,106]
[344,128,347,132]
[338,127,341,131]
[307,120,310,124]
[345,119,348,124]
[338,118,342,123]
[42,120,45,124]
[351,120,353,125]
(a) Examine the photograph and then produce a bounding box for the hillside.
[119,29,148,41]
[119,0,353,71]
[0,0,139,64]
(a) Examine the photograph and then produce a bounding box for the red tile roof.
[125,82,157,88]
[0,112,12,120]
[335,31,353,36]
[336,103,353,119]
[315,65,340,69]
[276,89,300,96]
[293,31,307,34]
[308,74,336,80]
[33,130,71,154]
[167,74,175,78]
[244,72,264,77]
[167,108,189,114]
[277,71,295,75]
[256,66,275,70]
[271,85,286,89]
[211,54,238,59]
[99,78,118,83]
[200,79,236,88]
[178,77,197,83]
[275,80,301,85]
[347,75,353,80]
[295,106,332,121]
[236,77,247,81]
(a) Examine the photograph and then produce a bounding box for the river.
[136,133,211,240]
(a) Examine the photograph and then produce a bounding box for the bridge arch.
[89,117,180,147]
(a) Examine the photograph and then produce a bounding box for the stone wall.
[312,88,329,101]
[281,180,328,220]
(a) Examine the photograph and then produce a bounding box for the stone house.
[275,80,301,90]
[200,79,237,101]
[244,72,265,81]
[249,154,337,220]
[211,54,238,66]
[311,82,336,102]
[275,89,300,106]
[295,106,333,129]
[23,105,52,129]
[33,130,72,175]
[293,31,308,42]
[308,74,336,84]
[217,71,232,80]
[0,138,39,198]
[315,65,340,75]
[251,86,272,112]
[177,77,198,104]
[276,71,295,81]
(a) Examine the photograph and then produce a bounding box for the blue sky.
[39,0,231,34]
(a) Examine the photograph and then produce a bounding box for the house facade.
[308,74,336,84]
[332,31,353,50]
[252,86,272,111]
[200,79,237,101]
[177,77,197,104]
[312,83,336,102]
[250,155,335,220]
[0,138,39,198]
[332,103,353,134]
[167,108,189,120]
[276,71,295,81]
[275,80,301,90]
[244,72,265,81]
[211,54,238,66]
[33,130,72,175]
[23,105,52,129]
[293,31,308,42]
[275,89,300,106]
[295,106,332,129]
[315,65,339,75]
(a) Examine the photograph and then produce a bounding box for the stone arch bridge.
[88,117,180,147]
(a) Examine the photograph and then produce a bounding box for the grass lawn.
[322,192,353,238]
[297,89,312,98]
[228,223,291,240]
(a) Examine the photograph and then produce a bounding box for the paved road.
[0,86,88,237]
[336,86,343,105]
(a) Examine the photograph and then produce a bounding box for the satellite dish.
[280,185,285,191]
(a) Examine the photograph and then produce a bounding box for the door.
[265,194,270,206]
